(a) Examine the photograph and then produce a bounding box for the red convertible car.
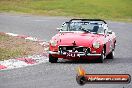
[49,19,116,63]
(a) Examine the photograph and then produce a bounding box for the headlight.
[50,40,57,46]
[93,42,100,49]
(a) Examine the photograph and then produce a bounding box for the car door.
[104,30,112,55]
[107,30,115,52]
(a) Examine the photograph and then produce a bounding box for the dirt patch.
[0,33,46,61]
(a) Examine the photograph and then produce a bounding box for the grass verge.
[0,0,132,22]
[0,33,45,61]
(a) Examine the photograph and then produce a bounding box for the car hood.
[54,32,103,47]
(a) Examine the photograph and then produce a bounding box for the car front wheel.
[98,48,105,63]
[106,50,114,59]
[49,54,58,63]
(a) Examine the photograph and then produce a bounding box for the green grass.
[0,34,8,41]
[0,34,44,61]
[0,34,23,60]
[0,48,22,60]
[0,34,21,60]
[0,0,132,22]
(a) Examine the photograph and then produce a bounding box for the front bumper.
[49,51,101,56]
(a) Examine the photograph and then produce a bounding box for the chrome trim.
[58,45,84,47]
[58,46,91,54]
[86,53,101,56]
[49,51,101,56]
[58,45,91,50]
[49,51,59,54]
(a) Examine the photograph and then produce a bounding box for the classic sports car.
[49,19,116,63]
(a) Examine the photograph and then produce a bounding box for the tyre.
[49,54,58,63]
[106,50,114,59]
[98,48,105,63]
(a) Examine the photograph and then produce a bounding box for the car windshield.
[69,21,104,34]
[61,21,105,34]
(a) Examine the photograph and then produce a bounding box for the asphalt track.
[0,13,132,88]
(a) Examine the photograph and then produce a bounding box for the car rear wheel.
[98,48,105,63]
[49,54,58,63]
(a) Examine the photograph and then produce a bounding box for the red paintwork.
[49,31,116,60]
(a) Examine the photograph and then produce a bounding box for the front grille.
[59,46,90,53]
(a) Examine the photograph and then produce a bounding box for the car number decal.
[66,52,80,57]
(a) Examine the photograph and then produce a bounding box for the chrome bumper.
[49,51,101,56]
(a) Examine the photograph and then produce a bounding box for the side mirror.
[107,30,112,34]
[56,28,62,31]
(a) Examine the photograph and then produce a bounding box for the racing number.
[66,52,80,57]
